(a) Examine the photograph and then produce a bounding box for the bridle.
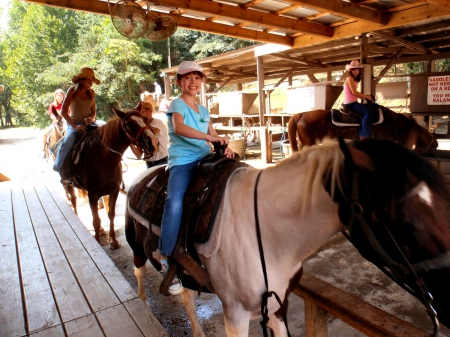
[414,132,437,157]
[345,170,450,337]
[120,116,158,156]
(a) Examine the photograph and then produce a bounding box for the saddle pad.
[331,107,383,127]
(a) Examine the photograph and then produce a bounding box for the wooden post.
[257,56,271,163]
[305,297,328,337]
[163,75,171,99]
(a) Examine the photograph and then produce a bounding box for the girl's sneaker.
[161,262,183,296]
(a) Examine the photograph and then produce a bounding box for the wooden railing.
[294,273,430,337]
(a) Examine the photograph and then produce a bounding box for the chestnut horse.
[64,108,159,249]
[126,138,450,336]
[288,105,438,156]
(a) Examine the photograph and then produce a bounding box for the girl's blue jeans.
[344,102,372,137]
[53,124,79,172]
[159,159,202,256]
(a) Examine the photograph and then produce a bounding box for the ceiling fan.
[108,0,180,41]
[108,0,150,39]
[144,9,180,42]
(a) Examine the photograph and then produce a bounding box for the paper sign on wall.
[427,75,450,105]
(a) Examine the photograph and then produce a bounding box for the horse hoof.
[109,241,121,250]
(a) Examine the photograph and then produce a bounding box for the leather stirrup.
[159,263,178,296]
[172,252,211,286]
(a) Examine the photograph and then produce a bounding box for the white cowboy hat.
[177,61,207,78]
[72,67,100,85]
[345,60,364,72]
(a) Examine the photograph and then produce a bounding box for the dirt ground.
[1,126,450,337]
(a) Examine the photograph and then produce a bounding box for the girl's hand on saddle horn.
[75,124,87,133]
[208,134,229,145]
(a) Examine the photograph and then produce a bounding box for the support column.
[257,56,271,163]
[163,75,171,99]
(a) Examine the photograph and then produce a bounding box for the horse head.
[399,116,439,157]
[113,108,159,157]
[339,138,450,331]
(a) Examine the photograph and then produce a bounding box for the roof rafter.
[292,3,450,48]
[153,0,333,37]
[23,0,293,45]
[284,0,385,25]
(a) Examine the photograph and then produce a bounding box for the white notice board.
[286,87,315,113]
[427,75,450,105]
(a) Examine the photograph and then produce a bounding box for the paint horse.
[126,138,450,336]
[62,108,159,249]
[288,105,438,157]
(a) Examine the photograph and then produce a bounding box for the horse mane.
[278,138,345,214]
[278,136,448,216]
[97,117,122,145]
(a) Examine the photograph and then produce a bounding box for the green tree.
[3,2,78,126]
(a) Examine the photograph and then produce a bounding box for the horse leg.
[63,184,78,215]
[102,195,110,213]
[88,193,102,243]
[134,255,148,302]
[267,313,288,337]
[181,288,205,337]
[106,191,121,250]
[222,305,251,337]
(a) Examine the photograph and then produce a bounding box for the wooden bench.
[0,184,168,337]
[294,273,430,337]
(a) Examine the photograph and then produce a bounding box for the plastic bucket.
[281,139,292,158]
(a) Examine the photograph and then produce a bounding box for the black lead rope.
[253,171,292,337]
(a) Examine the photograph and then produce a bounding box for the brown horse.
[45,115,66,162]
[63,108,159,249]
[288,105,438,156]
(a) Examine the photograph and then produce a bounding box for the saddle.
[331,102,383,127]
[127,143,248,295]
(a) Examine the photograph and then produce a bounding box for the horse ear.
[113,107,126,119]
[338,137,375,171]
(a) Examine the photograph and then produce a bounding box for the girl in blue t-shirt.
[160,61,234,295]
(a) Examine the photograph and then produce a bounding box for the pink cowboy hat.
[345,60,364,72]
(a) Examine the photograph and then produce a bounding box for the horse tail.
[78,189,88,200]
[288,113,302,152]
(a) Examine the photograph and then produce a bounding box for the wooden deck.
[0,184,168,337]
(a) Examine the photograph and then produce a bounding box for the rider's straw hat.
[345,60,364,72]
[177,61,206,79]
[72,67,100,85]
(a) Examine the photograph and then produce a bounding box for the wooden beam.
[272,53,324,67]
[270,67,297,91]
[292,4,450,48]
[154,0,333,37]
[423,0,450,10]
[23,0,293,45]
[370,31,429,53]
[306,72,320,83]
[366,46,424,55]
[274,5,302,15]
[373,48,404,84]
[283,0,385,25]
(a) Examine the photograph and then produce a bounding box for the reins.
[344,170,442,337]
[253,170,292,337]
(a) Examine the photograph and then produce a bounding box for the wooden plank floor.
[0,184,168,337]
